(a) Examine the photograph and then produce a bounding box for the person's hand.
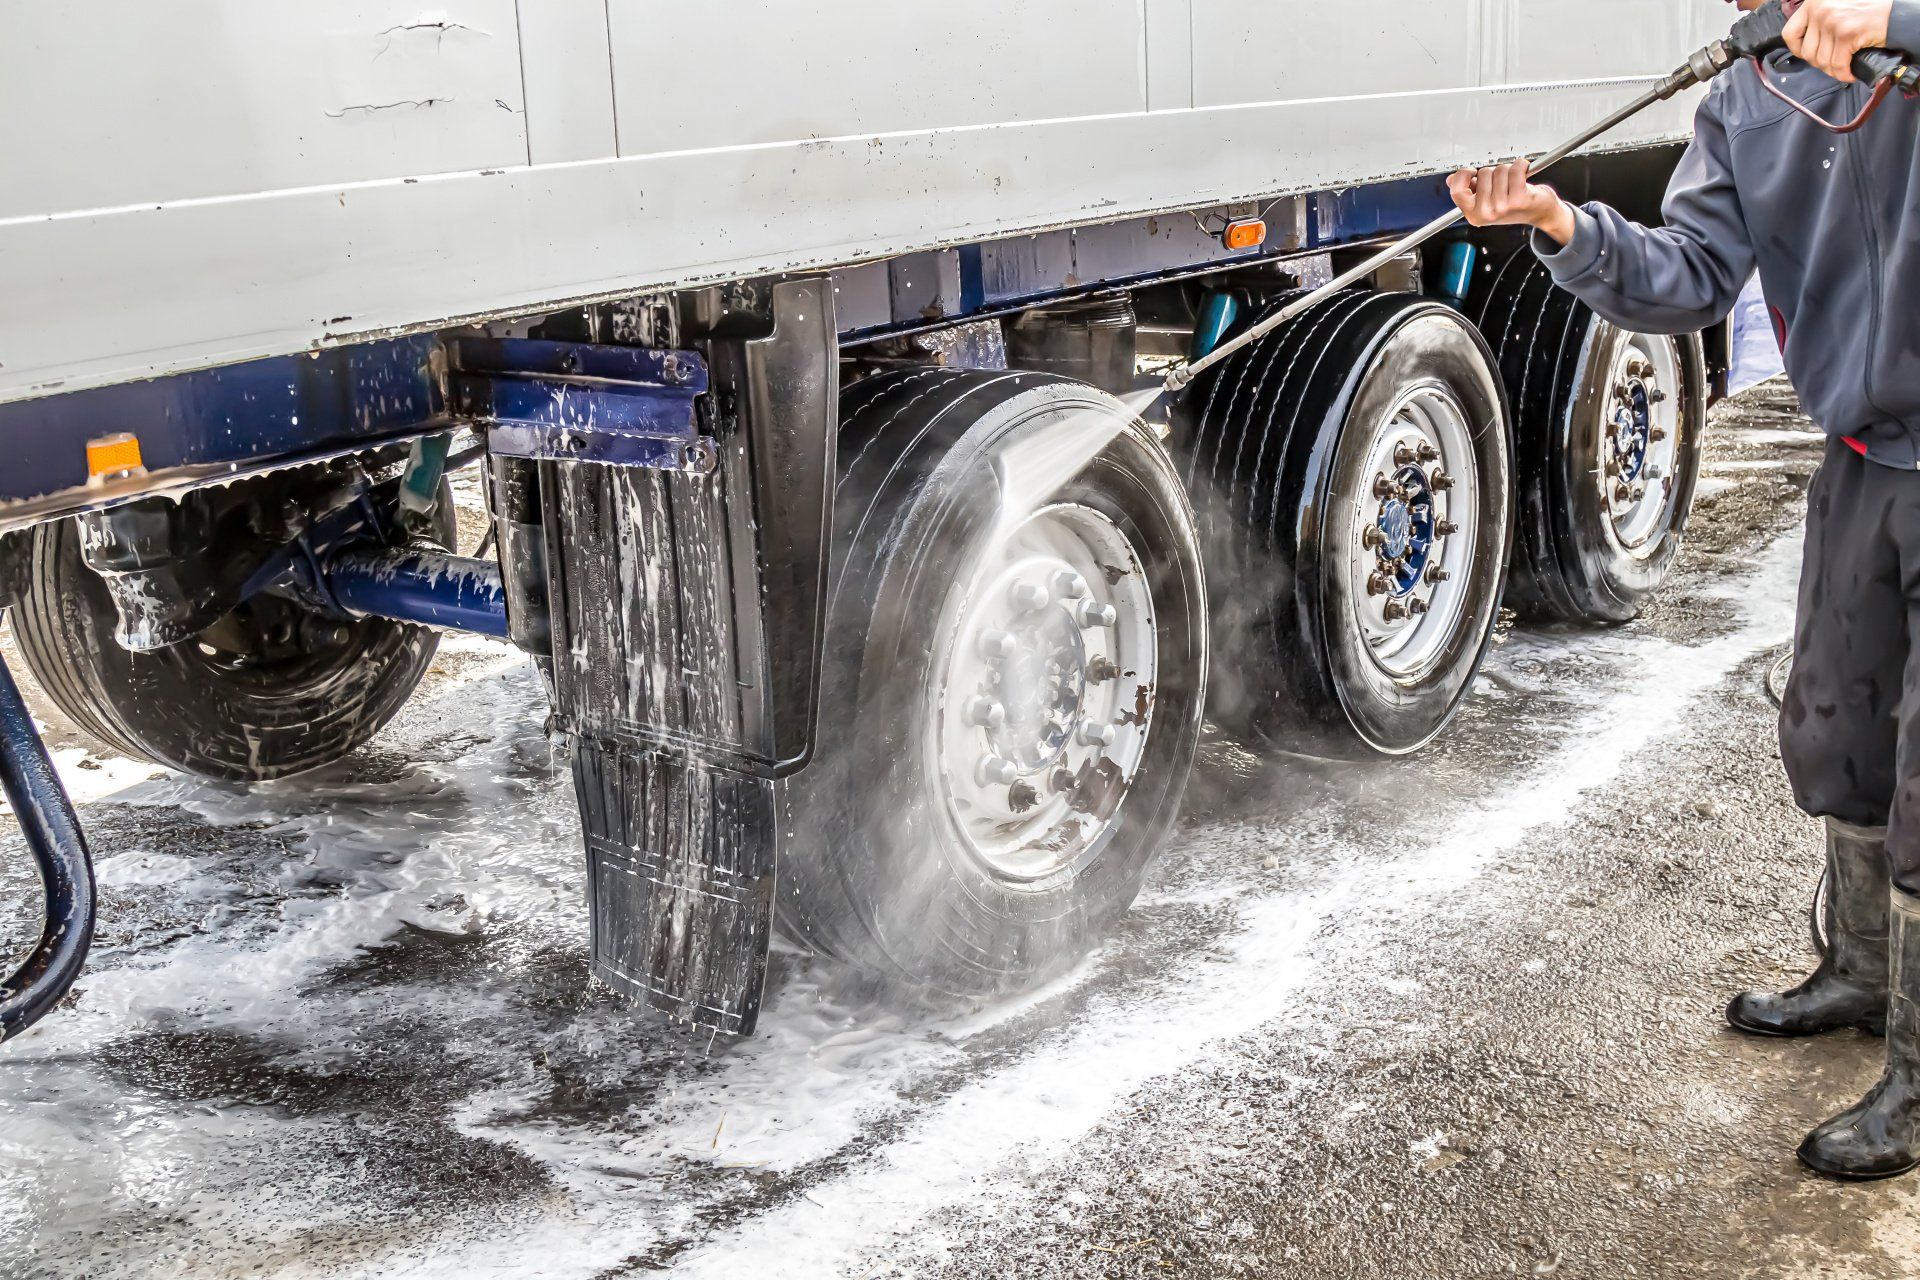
[1785,0,1893,81]
[1446,161,1578,246]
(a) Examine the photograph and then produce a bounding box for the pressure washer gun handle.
[1725,0,1920,91]
[1855,46,1920,93]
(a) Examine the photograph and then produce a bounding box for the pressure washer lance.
[1160,0,1919,396]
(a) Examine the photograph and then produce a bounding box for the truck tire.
[776,369,1207,994]
[1471,252,1706,623]
[11,507,445,783]
[1183,290,1512,756]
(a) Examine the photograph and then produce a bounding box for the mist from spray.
[988,385,1167,538]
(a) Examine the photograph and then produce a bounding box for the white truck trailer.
[0,0,1731,1039]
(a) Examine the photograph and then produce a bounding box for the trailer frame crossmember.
[450,338,718,475]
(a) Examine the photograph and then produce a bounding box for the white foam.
[363,534,1805,1279]
[6,524,1804,1279]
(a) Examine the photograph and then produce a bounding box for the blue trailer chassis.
[0,176,1455,531]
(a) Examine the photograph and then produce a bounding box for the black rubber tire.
[1469,250,1707,623]
[775,369,1207,995]
[12,507,446,783]
[1181,290,1512,756]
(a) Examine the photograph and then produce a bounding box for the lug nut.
[1362,525,1388,550]
[1429,469,1455,492]
[1630,482,1647,502]
[1075,600,1118,628]
[1435,518,1460,537]
[1088,656,1119,683]
[1648,389,1668,404]
[1409,596,1431,616]
[1614,381,1633,400]
[1052,570,1090,600]
[1604,457,1621,477]
[1010,581,1051,613]
[1372,473,1400,500]
[1393,441,1417,465]
[1417,442,1440,462]
[1649,427,1668,442]
[979,630,1018,660]
[1426,565,1451,585]
[1613,481,1632,503]
[1052,769,1079,793]
[978,755,1021,786]
[1077,719,1117,748]
[965,696,1005,728]
[1383,599,1411,621]
[1367,571,1394,597]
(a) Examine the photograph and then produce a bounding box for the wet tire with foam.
[1470,249,1706,623]
[10,489,449,782]
[1180,289,1513,757]
[775,370,1207,995]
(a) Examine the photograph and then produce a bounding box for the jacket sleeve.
[1890,0,1920,61]
[1528,85,1754,335]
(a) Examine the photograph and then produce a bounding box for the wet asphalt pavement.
[5,375,1914,1279]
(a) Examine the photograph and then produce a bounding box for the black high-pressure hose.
[1731,0,1920,132]
[0,651,96,1042]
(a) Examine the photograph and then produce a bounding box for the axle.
[323,547,511,639]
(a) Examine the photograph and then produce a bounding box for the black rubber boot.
[1798,888,1920,1180]
[1728,819,1890,1037]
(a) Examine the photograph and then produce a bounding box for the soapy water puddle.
[0,510,1801,1277]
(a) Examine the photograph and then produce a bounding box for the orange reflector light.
[1222,218,1267,250]
[86,432,144,480]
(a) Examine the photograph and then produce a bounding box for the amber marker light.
[86,432,145,482]
[1222,218,1267,250]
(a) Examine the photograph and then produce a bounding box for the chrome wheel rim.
[1347,382,1479,681]
[930,501,1158,883]
[1601,333,1682,553]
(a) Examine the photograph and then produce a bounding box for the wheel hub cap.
[989,610,1086,773]
[1602,339,1683,552]
[1374,464,1436,596]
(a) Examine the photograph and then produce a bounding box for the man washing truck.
[1450,0,1920,1180]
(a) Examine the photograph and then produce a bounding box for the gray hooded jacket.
[1533,1,1920,468]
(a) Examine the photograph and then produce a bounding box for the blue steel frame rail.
[0,178,1465,533]
[0,335,445,534]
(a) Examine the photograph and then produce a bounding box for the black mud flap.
[541,279,836,1035]
[573,742,775,1034]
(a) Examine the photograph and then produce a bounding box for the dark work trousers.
[1781,437,1920,892]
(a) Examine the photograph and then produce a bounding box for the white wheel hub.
[931,502,1157,882]
[1346,382,1480,681]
